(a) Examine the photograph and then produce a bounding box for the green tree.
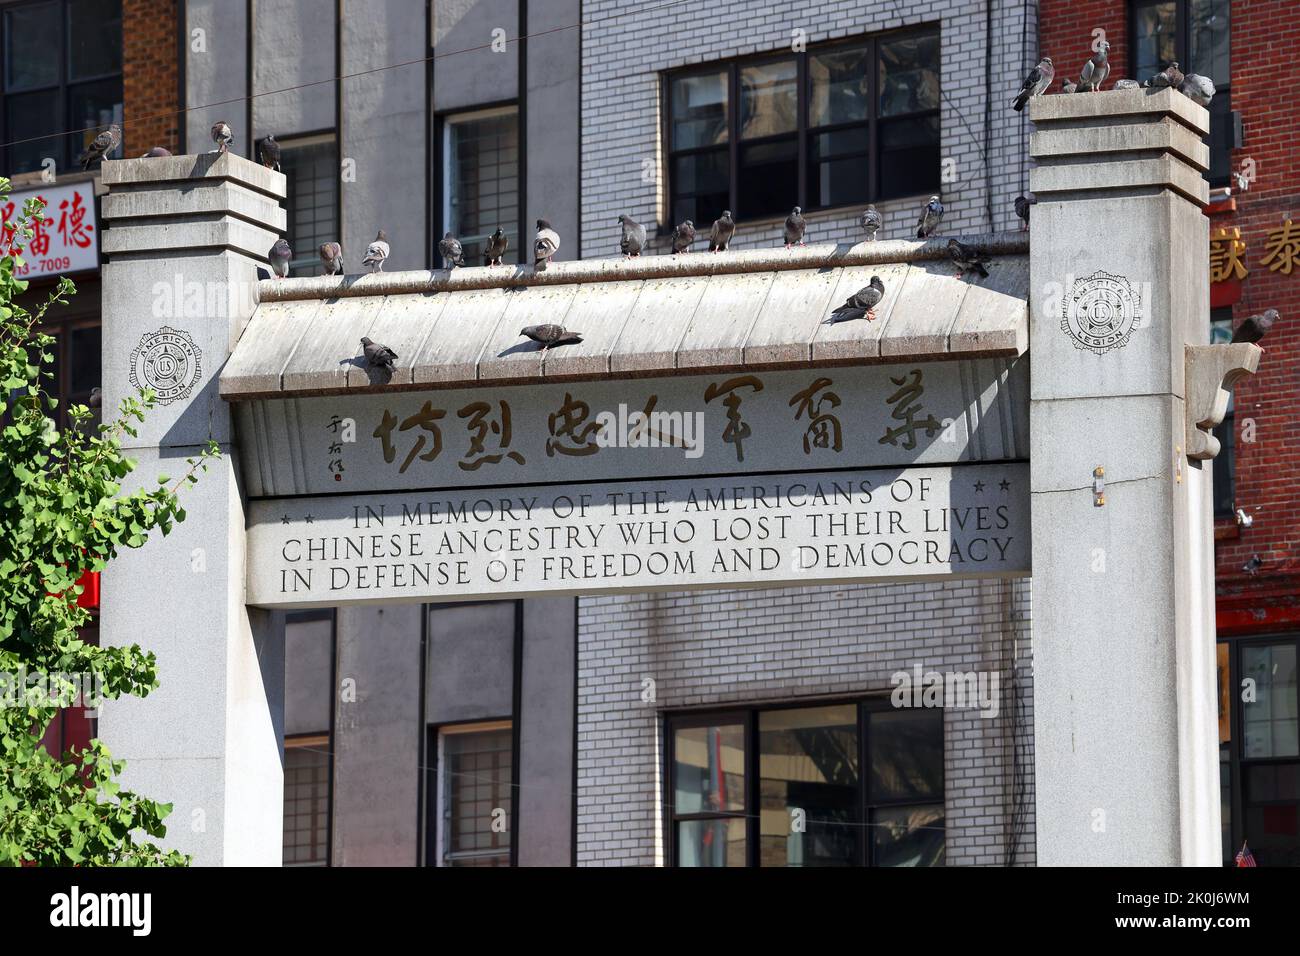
[0,179,217,866]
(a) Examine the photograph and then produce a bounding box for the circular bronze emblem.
[1060,270,1142,355]
[128,326,202,405]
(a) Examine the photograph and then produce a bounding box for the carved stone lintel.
[1185,343,1262,460]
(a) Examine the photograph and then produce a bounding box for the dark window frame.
[433,101,522,267]
[426,717,516,868]
[282,608,336,868]
[276,130,340,277]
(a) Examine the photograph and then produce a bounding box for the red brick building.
[1041,0,1300,865]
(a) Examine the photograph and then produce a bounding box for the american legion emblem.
[128,326,202,405]
[1060,270,1142,355]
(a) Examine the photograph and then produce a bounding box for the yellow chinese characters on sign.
[1261,219,1300,276]
[1210,226,1248,283]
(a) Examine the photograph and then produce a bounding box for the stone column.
[97,152,287,865]
[1027,89,1255,865]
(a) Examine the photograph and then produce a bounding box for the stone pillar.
[97,153,287,865]
[1027,89,1252,865]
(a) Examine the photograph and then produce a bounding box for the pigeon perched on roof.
[1113,78,1141,90]
[1148,61,1184,89]
[1014,195,1034,231]
[362,230,390,272]
[916,196,944,239]
[319,241,343,275]
[521,324,583,349]
[257,134,281,171]
[1179,73,1216,107]
[1077,40,1111,92]
[1231,309,1278,347]
[268,238,293,278]
[947,239,991,279]
[671,219,696,254]
[81,125,121,169]
[860,205,882,241]
[708,210,735,252]
[1061,77,1078,94]
[439,232,465,269]
[484,227,509,266]
[534,218,560,268]
[831,277,886,323]
[211,121,234,153]
[140,145,171,159]
[361,337,398,371]
[783,206,806,248]
[1012,57,1054,111]
[620,214,648,257]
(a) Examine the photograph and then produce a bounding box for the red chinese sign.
[0,181,99,277]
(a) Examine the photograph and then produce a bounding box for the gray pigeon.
[1077,40,1111,92]
[620,214,648,257]
[268,238,293,278]
[947,238,990,279]
[831,277,886,322]
[88,387,102,408]
[362,230,390,272]
[860,205,882,241]
[783,206,806,247]
[1180,73,1216,107]
[140,145,171,159]
[1148,61,1184,90]
[1012,57,1054,111]
[211,120,234,153]
[361,337,397,371]
[258,134,281,171]
[534,218,560,267]
[708,210,735,252]
[81,125,121,169]
[319,241,343,275]
[484,227,508,266]
[1061,77,1078,94]
[671,219,696,254]
[439,232,465,269]
[1231,309,1278,347]
[1113,78,1141,90]
[1014,195,1034,231]
[916,196,944,239]
[521,324,582,349]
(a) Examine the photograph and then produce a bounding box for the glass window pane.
[5,89,63,174]
[283,743,330,866]
[68,0,122,80]
[441,727,512,866]
[869,708,943,801]
[1190,0,1230,84]
[809,128,870,208]
[878,114,940,200]
[281,139,339,276]
[1133,1,1178,81]
[809,45,869,127]
[68,79,123,169]
[671,148,728,227]
[871,804,945,866]
[759,704,859,867]
[738,137,797,218]
[446,111,519,266]
[4,1,60,90]
[677,818,746,866]
[673,723,745,813]
[68,324,99,399]
[671,71,728,150]
[739,60,796,140]
[879,32,939,117]
[1242,643,1299,758]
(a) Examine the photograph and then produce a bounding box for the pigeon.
[1231,309,1278,347]
[520,324,583,349]
[620,214,648,257]
[860,205,883,241]
[361,337,397,372]
[1012,57,1054,111]
[1113,78,1141,90]
[81,125,121,169]
[88,387,102,408]
[1148,61,1184,90]
[707,210,735,252]
[258,134,281,171]
[139,145,171,159]
[783,206,806,247]
[1061,77,1078,94]
[438,232,465,269]
[916,196,944,239]
[1180,74,1216,107]
[211,120,234,153]
[670,219,696,254]
[947,238,991,279]
[362,230,390,272]
[1232,170,1250,194]
[1014,195,1034,231]
[1077,40,1111,92]
[318,241,343,275]
[534,218,560,267]
[830,277,886,322]
[268,238,293,278]
[484,227,509,266]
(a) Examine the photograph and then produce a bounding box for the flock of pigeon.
[1011,40,1217,110]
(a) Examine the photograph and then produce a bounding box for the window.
[668,700,944,867]
[441,107,519,266]
[1210,306,1234,516]
[1131,0,1231,185]
[1,0,123,174]
[283,735,331,866]
[435,721,513,867]
[32,287,99,432]
[282,611,334,866]
[666,28,940,226]
[278,134,338,277]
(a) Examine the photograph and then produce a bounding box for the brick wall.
[576,579,1036,866]
[123,0,181,157]
[1039,0,1130,88]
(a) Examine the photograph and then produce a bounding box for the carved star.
[305,514,314,524]
[281,514,290,525]
[999,479,1011,492]
[974,481,986,492]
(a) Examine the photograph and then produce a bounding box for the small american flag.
[1235,841,1257,867]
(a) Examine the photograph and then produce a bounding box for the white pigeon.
[534,218,560,268]
[211,120,234,153]
[362,229,390,272]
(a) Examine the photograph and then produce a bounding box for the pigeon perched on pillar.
[1014,195,1034,231]
[708,211,735,252]
[860,205,883,241]
[831,277,886,322]
[916,196,944,239]
[362,230,390,272]
[81,125,121,169]
[783,206,806,248]
[1113,79,1141,90]
[484,227,509,266]
[258,134,281,171]
[1179,74,1216,106]
[439,232,465,269]
[139,145,171,158]
[1148,61,1184,90]
[620,214,648,257]
[521,324,583,349]
[947,239,991,279]
[1012,57,1054,111]
[1077,41,1111,92]
[671,219,696,254]
[268,238,293,278]
[534,219,560,268]
[361,337,398,372]
[1060,77,1078,94]
[319,241,343,276]
[211,121,234,153]
[1231,309,1278,347]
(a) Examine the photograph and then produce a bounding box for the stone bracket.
[1185,343,1262,460]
